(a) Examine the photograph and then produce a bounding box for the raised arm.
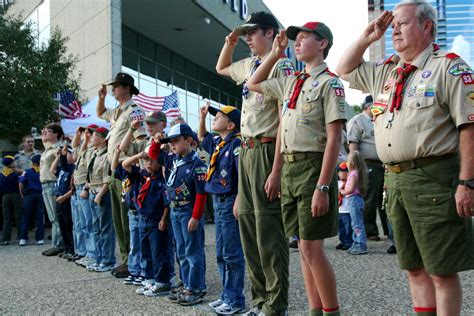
[336,11,393,81]
[215,31,239,77]
[121,152,146,173]
[96,84,107,117]
[198,102,209,141]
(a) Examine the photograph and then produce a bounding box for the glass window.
[198,68,210,82]
[172,54,186,74]
[173,72,186,90]
[199,83,210,99]
[157,80,172,97]
[177,91,187,113]
[210,88,220,104]
[156,44,171,67]
[139,78,157,97]
[138,35,155,60]
[187,115,199,131]
[187,95,200,117]
[123,26,137,52]
[140,57,156,78]
[187,78,199,95]
[123,50,139,70]
[157,65,172,84]
[186,61,198,80]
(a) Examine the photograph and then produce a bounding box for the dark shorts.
[385,155,474,275]
[280,153,338,240]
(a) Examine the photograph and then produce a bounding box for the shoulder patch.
[329,78,344,89]
[446,53,460,60]
[195,166,208,174]
[448,63,473,76]
[130,108,145,121]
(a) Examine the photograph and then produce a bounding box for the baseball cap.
[286,22,333,49]
[94,127,109,138]
[362,95,374,109]
[337,162,348,172]
[144,111,167,123]
[233,11,279,35]
[208,105,241,130]
[2,155,15,167]
[31,154,41,165]
[160,123,194,143]
[87,124,99,133]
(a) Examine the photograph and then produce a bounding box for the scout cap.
[362,95,374,110]
[208,105,241,129]
[87,124,99,133]
[144,111,167,123]
[31,154,41,165]
[2,155,15,167]
[107,72,139,95]
[160,123,194,143]
[233,11,279,35]
[286,22,333,57]
[94,127,109,138]
[337,161,348,172]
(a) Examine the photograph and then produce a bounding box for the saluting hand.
[199,101,209,119]
[98,84,107,99]
[225,31,239,47]
[363,11,394,44]
[272,30,288,58]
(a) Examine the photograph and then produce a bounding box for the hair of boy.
[45,123,64,140]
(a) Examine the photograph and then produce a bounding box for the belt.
[365,159,383,165]
[283,152,322,163]
[171,200,192,209]
[386,154,456,174]
[241,137,275,149]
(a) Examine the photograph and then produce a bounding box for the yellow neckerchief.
[32,165,40,173]
[1,167,14,177]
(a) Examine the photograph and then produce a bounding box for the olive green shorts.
[385,155,474,275]
[280,153,338,240]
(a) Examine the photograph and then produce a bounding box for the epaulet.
[433,50,460,60]
[384,54,399,65]
[325,69,337,77]
[446,52,460,60]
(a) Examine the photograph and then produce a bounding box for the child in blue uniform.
[150,123,207,306]
[1,156,22,245]
[50,145,76,257]
[18,154,45,245]
[198,104,245,314]
[122,148,172,297]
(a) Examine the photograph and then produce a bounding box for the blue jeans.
[128,211,145,276]
[346,195,367,246]
[139,215,171,283]
[20,193,45,241]
[213,194,245,308]
[89,191,116,265]
[338,213,353,248]
[78,189,97,260]
[71,186,86,256]
[171,207,206,291]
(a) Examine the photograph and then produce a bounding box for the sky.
[263,0,370,105]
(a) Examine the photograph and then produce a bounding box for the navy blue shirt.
[202,131,240,195]
[128,165,168,221]
[54,155,75,197]
[163,150,207,208]
[19,168,42,195]
[0,168,20,194]
[114,163,139,211]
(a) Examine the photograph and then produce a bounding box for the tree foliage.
[0,9,81,144]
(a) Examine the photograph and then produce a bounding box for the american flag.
[132,91,181,119]
[57,90,89,119]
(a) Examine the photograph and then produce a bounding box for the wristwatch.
[316,184,330,194]
[455,179,474,189]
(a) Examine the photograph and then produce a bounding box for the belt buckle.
[286,154,295,162]
[390,164,402,173]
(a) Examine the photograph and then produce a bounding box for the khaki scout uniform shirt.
[86,146,110,190]
[125,137,153,169]
[347,44,474,163]
[230,56,294,138]
[261,63,347,154]
[99,98,144,163]
[40,142,61,183]
[15,149,41,170]
[73,146,92,186]
[346,111,380,161]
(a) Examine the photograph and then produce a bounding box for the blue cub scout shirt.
[114,163,138,211]
[19,168,42,195]
[54,155,75,197]
[163,150,207,207]
[202,131,240,195]
[128,165,168,221]
[0,169,20,194]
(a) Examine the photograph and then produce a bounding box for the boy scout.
[247,21,345,316]
[1,156,22,245]
[216,11,294,315]
[40,123,65,256]
[15,135,41,171]
[96,72,144,278]
[336,1,474,314]
[85,127,116,272]
[198,104,245,314]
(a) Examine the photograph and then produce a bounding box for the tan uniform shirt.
[86,146,110,190]
[125,137,152,169]
[40,142,61,183]
[347,44,474,163]
[261,63,347,154]
[230,56,294,138]
[15,149,41,170]
[99,98,145,163]
[346,111,380,161]
[73,146,92,186]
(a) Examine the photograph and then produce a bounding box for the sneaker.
[77,257,95,267]
[168,286,184,302]
[215,303,243,315]
[86,263,99,272]
[132,276,145,286]
[19,239,27,246]
[177,290,203,306]
[123,275,135,285]
[136,280,155,295]
[170,276,182,289]
[42,247,64,256]
[113,264,129,278]
[69,254,83,262]
[94,263,113,272]
[0,241,9,245]
[243,307,261,316]
[209,299,224,309]
[62,253,74,260]
[335,243,344,250]
[36,240,44,245]
[347,243,368,255]
[144,282,171,297]
[387,245,397,254]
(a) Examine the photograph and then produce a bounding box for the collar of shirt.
[180,150,198,163]
[222,130,240,142]
[362,111,372,121]
[395,43,434,71]
[308,62,329,79]
[94,146,107,156]
[44,141,60,151]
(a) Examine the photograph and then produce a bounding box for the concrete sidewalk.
[0,225,472,315]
